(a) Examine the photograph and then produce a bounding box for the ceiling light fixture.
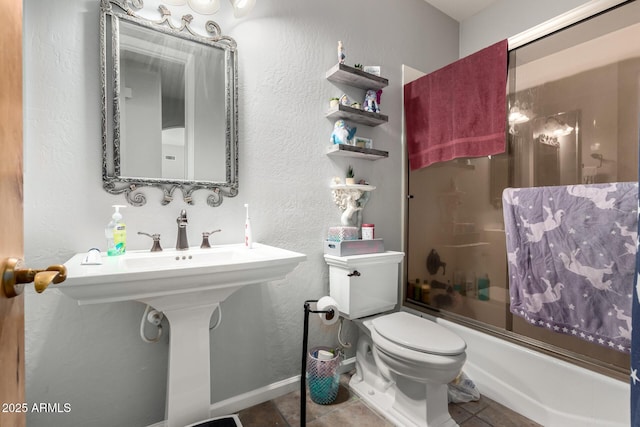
[229,0,256,17]
[544,116,574,137]
[160,0,255,17]
[188,0,221,15]
[508,100,531,124]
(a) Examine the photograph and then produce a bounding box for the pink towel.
[404,39,508,170]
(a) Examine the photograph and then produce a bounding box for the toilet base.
[350,319,459,427]
[349,375,457,427]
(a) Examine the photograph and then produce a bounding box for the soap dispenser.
[106,205,127,256]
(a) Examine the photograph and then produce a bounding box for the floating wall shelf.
[325,63,389,90]
[326,104,389,126]
[330,183,376,192]
[326,144,389,160]
[325,63,390,163]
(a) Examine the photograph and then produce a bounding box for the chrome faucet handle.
[138,232,163,252]
[177,209,188,227]
[200,229,222,249]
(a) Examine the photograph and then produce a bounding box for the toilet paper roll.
[317,349,334,361]
[317,296,339,325]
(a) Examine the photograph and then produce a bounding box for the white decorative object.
[331,184,375,228]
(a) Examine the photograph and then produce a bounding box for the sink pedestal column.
[162,304,217,427]
[141,292,237,427]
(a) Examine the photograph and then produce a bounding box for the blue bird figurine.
[331,120,357,145]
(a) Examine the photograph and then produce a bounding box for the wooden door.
[0,0,25,426]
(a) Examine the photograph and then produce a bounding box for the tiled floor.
[237,372,541,426]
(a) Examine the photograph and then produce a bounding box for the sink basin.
[60,243,307,305]
[60,242,306,427]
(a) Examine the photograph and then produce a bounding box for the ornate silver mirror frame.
[100,0,238,207]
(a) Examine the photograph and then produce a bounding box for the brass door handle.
[1,257,67,298]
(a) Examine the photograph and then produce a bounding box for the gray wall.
[459,0,591,56]
[23,1,457,426]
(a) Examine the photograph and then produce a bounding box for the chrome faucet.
[176,209,189,250]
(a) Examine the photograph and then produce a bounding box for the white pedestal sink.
[61,243,306,427]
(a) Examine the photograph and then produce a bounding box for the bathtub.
[404,309,629,426]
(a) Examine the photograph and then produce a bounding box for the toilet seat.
[371,312,466,356]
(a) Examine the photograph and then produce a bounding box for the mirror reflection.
[101,0,238,206]
[508,110,581,189]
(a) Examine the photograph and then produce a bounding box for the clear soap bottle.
[106,205,127,256]
[465,272,476,298]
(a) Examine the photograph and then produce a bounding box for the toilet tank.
[324,251,404,319]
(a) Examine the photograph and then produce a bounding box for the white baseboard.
[147,377,299,427]
[209,375,300,417]
[211,356,355,416]
[148,357,357,426]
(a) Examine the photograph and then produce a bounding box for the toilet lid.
[372,312,466,356]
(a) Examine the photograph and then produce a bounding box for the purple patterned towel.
[503,182,638,353]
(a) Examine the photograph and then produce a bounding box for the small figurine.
[338,41,345,64]
[339,94,350,106]
[364,89,381,113]
[330,120,357,145]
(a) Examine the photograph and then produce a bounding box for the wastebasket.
[306,347,341,405]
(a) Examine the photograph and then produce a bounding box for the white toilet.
[324,252,467,427]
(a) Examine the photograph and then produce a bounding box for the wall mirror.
[100,0,238,207]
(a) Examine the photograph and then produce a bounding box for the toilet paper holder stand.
[300,299,336,426]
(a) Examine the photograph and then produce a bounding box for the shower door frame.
[402,0,634,382]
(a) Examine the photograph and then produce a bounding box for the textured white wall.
[23,0,457,426]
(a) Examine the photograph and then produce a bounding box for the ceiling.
[423,0,499,22]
